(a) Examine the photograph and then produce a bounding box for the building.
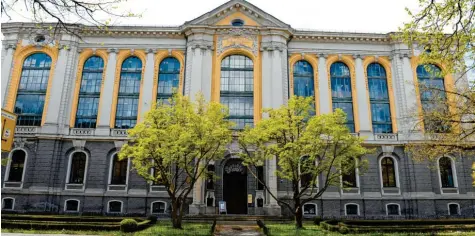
[1,0,474,218]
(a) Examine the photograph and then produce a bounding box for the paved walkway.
[214,225,263,236]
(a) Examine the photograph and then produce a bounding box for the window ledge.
[342,187,360,195]
[441,187,459,194]
[381,187,400,195]
[3,181,23,188]
[65,183,85,191]
[108,185,127,191]
[374,133,398,141]
[15,126,38,135]
[150,185,166,192]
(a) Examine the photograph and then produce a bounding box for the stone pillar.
[140,49,156,120]
[96,48,118,136]
[317,53,331,114]
[184,37,213,101]
[2,44,15,106]
[264,156,281,216]
[354,54,372,135]
[42,45,70,133]
[189,177,204,215]
[401,54,420,135]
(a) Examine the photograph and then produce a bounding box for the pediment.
[184,0,290,28]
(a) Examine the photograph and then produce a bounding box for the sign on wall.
[1,109,17,152]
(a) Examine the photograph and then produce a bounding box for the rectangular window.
[14,94,45,126]
[449,204,459,215]
[387,204,400,215]
[257,166,264,190]
[2,199,14,210]
[346,204,358,215]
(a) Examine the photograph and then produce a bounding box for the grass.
[1,228,124,235]
[135,221,212,236]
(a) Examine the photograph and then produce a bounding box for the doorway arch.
[223,159,248,214]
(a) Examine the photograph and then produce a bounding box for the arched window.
[231,19,244,26]
[115,56,142,129]
[157,57,180,102]
[342,158,357,188]
[293,60,315,98]
[345,203,359,216]
[386,203,401,216]
[330,62,355,132]
[6,150,26,182]
[75,56,104,128]
[110,154,128,185]
[220,55,254,129]
[367,63,392,133]
[381,157,396,187]
[448,203,460,215]
[14,53,52,126]
[303,203,317,216]
[2,198,14,210]
[64,199,80,212]
[416,64,449,132]
[108,200,123,213]
[439,157,455,188]
[67,152,87,184]
[151,201,166,214]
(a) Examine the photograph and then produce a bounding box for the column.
[271,48,285,108]
[189,167,205,215]
[354,54,372,134]
[139,49,156,121]
[95,48,117,136]
[317,53,331,114]
[261,49,272,115]
[401,54,420,135]
[264,156,281,216]
[2,44,15,106]
[200,46,213,101]
[42,45,70,133]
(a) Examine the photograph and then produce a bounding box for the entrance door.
[223,159,247,214]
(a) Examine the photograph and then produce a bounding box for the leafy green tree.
[398,0,475,163]
[119,93,233,229]
[238,96,370,228]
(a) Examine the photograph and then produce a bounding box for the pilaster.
[317,53,331,114]
[400,53,420,136]
[96,48,118,136]
[264,156,281,216]
[354,54,372,135]
[184,35,214,101]
[2,44,16,106]
[140,48,156,120]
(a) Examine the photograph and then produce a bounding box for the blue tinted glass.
[331,62,354,132]
[15,53,52,126]
[84,56,104,70]
[330,62,350,77]
[367,63,392,133]
[158,57,180,100]
[232,19,244,26]
[115,57,142,128]
[293,61,314,97]
[220,55,254,129]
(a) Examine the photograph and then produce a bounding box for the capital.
[317,53,328,59]
[146,48,157,54]
[107,48,118,54]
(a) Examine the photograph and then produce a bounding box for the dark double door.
[223,160,247,214]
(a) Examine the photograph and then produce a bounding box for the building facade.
[1,0,474,218]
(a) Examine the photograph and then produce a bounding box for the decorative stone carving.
[27,29,53,47]
[261,42,286,52]
[107,48,118,54]
[72,140,86,150]
[381,145,395,154]
[217,28,258,56]
[224,162,246,174]
[317,53,328,59]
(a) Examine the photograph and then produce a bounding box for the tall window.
[7,150,26,182]
[342,158,357,188]
[75,56,104,128]
[68,152,87,184]
[110,154,128,185]
[257,166,264,190]
[115,57,142,129]
[14,53,52,126]
[439,157,455,188]
[158,57,180,102]
[220,55,254,129]
[293,60,315,114]
[367,63,392,133]
[330,62,355,132]
[381,157,396,187]
[416,64,448,132]
[206,164,215,190]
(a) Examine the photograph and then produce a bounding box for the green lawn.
[135,221,212,236]
[1,228,124,235]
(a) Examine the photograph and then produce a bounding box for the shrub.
[313,216,323,225]
[147,215,157,224]
[120,218,138,232]
[339,226,349,234]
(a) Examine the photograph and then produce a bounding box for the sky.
[1,0,420,33]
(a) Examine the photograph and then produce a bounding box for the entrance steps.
[184,214,290,223]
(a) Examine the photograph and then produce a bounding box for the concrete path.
[214,225,263,236]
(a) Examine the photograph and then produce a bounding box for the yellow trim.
[326,55,360,132]
[69,49,108,128]
[151,50,185,106]
[211,39,262,123]
[288,54,320,115]
[110,49,147,128]
[4,41,59,126]
[410,56,456,132]
[363,56,398,133]
[215,11,260,26]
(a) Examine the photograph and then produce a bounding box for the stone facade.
[1,0,474,218]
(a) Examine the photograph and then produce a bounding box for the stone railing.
[15,126,37,135]
[69,128,95,136]
[110,129,128,137]
[374,133,398,141]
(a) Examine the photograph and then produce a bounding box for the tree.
[398,0,475,162]
[1,0,138,38]
[238,96,370,228]
[119,93,233,229]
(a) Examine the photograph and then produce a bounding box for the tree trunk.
[294,198,303,228]
[171,199,183,229]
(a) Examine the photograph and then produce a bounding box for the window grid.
[111,155,128,185]
[158,57,180,102]
[439,157,455,188]
[75,56,104,128]
[69,152,86,184]
[381,157,396,187]
[293,60,316,115]
[367,63,392,133]
[330,62,355,132]
[152,202,166,214]
[342,158,357,188]
[7,150,26,182]
[115,57,142,129]
[220,55,254,129]
[416,64,449,133]
[15,53,52,126]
